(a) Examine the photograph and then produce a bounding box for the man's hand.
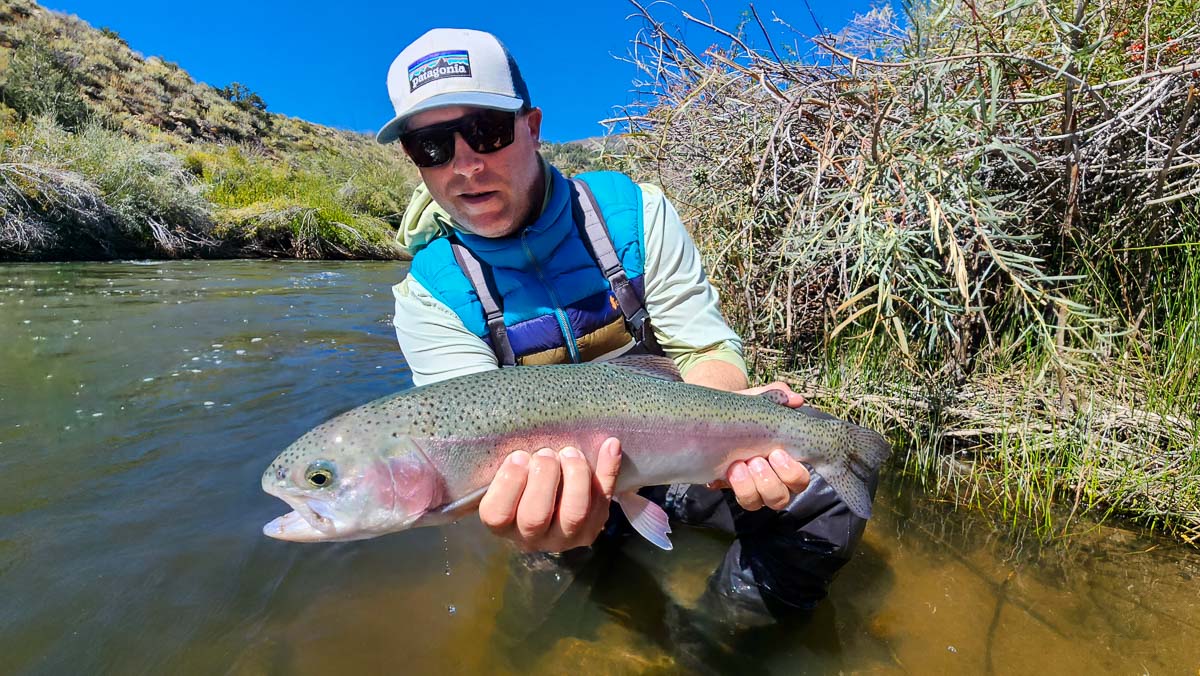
[713,381,812,511]
[478,437,622,552]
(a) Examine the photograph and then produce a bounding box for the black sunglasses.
[399,109,520,168]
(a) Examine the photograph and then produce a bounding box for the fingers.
[735,381,806,408]
[726,450,811,512]
[479,441,623,552]
[515,448,561,540]
[478,451,530,533]
[555,447,593,539]
[768,449,810,494]
[726,461,764,511]
[593,437,622,500]
[748,457,791,510]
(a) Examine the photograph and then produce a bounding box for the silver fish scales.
[262,355,890,548]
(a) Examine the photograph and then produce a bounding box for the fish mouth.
[263,497,339,542]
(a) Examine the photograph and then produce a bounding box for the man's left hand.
[712,382,811,511]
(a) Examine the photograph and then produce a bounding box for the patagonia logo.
[408,50,472,92]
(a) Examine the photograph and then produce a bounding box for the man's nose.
[450,133,484,175]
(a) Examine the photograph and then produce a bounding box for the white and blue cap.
[376,28,532,144]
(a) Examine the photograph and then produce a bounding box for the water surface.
[1,260,1197,674]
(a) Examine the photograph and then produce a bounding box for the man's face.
[405,105,544,238]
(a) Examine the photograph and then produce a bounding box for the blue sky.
[44,0,877,142]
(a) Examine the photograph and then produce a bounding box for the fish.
[261,355,890,549]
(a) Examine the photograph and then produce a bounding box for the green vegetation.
[0,0,414,260]
[618,0,1200,543]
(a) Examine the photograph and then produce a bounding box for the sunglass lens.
[464,110,516,153]
[400,129,454,167]
[400,110,519,166]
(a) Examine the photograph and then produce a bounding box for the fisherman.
[378,28,878,622]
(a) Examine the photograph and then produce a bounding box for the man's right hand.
[478,437,622,552]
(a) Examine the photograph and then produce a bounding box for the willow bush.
[614,0,1200,540]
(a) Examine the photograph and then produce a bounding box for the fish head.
[261,418,445,543]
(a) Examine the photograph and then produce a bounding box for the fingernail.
[605,439,622,459]
[534,448,556,459]
[750,458,770,473]
[509,452,529,467]
[730,464,748,481]
[770,450,791,466]
[560,447,581,459]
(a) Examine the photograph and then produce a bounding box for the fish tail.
[793,420,891,520]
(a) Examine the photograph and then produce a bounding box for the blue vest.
[408,166,647,365]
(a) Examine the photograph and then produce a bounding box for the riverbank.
[1,115,416,261]
[616,1,1200,543]
[0,1,615,262]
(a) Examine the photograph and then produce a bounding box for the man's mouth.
[459,190,498,205]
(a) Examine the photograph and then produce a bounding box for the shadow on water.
[1,261,1198,675]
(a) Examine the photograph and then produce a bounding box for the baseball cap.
[376,28,532,144]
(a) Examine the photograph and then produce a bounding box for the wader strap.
[450,240,517,367]
[570,178,661,354]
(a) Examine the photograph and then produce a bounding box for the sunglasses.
[399,109,520,168]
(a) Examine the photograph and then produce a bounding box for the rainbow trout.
[261,355,890,549]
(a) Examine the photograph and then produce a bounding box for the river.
[1,260,1197,675]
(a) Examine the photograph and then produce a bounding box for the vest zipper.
[521,234,582,363]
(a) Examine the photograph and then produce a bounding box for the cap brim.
[376,92,527,144]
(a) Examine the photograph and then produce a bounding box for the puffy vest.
[408,166,658,365]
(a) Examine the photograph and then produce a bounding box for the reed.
[613,0,1200,541]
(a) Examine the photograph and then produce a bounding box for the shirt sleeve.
[639,183,747,379]
[392,275,499,387]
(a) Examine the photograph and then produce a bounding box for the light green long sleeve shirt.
[392,181,746,386]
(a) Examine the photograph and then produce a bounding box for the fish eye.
[305,462,335,488]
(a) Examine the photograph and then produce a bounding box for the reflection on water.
[1,260,1197,675]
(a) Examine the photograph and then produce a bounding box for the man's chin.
[456,213,519,238]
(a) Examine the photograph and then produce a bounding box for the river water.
[0,260,1197,675]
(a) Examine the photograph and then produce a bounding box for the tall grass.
[0,116,413,260]
[613,0,1200,542]
[0,0,419,260]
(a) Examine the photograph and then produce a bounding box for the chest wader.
[446,178,877,636]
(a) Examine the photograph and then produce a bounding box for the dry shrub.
[614,0,1199,381]
[612,0,1200,539]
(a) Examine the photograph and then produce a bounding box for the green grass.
[0,0,420,260]
[0,114,412,260]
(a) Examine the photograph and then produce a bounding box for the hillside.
[0,0,408,259]
[0,0,615,261]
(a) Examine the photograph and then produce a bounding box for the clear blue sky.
[43,0,877,142]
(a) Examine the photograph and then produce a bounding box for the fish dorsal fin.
[603,354,683,381]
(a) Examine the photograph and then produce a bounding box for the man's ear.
[524,107,543,148]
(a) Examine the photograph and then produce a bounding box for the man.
[378,28,876,621]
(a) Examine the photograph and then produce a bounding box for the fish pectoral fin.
[431,486,489,520]
[614,492,673,551]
